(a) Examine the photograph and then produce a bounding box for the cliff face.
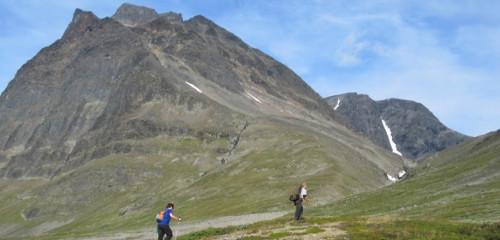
[326,93,471,159]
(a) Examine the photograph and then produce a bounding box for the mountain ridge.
[112,3,160,26]
[325,92,471,159]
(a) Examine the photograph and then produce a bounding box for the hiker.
[158,203,181,240]
[294,182,309,221]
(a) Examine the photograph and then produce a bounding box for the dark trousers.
[158,224,173,240]
[294,199,303,220]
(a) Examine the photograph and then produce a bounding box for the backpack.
[155,210,165,222]
[289,186,302,202]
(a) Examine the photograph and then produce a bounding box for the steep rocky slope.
[0,4,404,238]
[325,93,471,159]
[0,4,341,179]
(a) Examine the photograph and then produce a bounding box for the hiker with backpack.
[157,203,181,240]
[293,182,309,221]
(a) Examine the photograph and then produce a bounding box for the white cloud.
[334,34,368,67]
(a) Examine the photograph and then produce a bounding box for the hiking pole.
[174,216,181,240]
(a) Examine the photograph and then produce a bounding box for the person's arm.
[303,195,310,204]
[170,212,181,221]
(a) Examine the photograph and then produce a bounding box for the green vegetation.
[268,231,293,239]
[1,126,498,239]
[178,216,499,239]
[0,117,402,239]
[312,130,500,223]
[340,218,500,240]
[172,131,500,239]
[178,217,330,239]
[178,226,241,240]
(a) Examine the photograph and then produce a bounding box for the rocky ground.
[77,211,291,240]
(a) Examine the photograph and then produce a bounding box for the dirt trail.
[76,211,289,240]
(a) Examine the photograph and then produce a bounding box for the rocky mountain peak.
[62,8,99,39]
[112,3,159,26]
[159,12,183,23]
[188,15,217,26]
[0,3,347,179]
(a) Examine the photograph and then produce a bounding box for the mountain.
[0,4,404,238]
[0,4,343,180]
[325,93,471,159]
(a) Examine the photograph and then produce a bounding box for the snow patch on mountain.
[399,170,406,178]
[381,119,402,156]
[247,92,262,103]
[386,173,398,182]
[185,81,202,93]
[334,98,341,110]
[386,170,407,182]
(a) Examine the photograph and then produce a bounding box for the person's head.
[301,182,307,188]
[166,203,174,209]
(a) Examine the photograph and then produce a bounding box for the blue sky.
[1,0,499,137]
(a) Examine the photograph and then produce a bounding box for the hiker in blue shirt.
[158,203,181,240]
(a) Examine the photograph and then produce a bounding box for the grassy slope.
[3,129,498,240]
[175,130,500,239]
[0,116,403,239]
[177,216,499,240]
[312,130,500,223]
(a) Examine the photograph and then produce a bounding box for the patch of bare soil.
[213,221,347,240]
